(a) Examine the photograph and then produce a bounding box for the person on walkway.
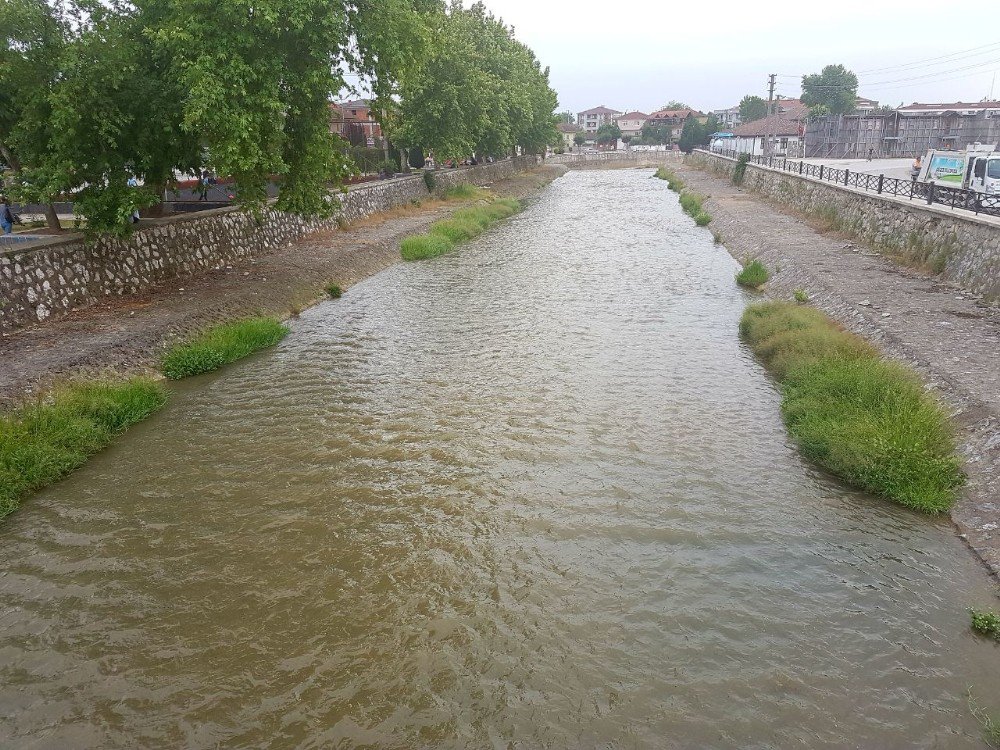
[198,171,210,201]
[867,148,874,161]
[127,177,141,223]
[0,196,14,234]
[911,155,922,181]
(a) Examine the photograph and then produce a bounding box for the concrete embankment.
[676,156,1000,579]
[0,164,565,406]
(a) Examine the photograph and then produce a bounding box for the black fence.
[703,149,1000,218]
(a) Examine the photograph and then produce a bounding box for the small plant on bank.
[422,170,436,192]
[325,283,343,299]
[654,166,683,191]
[970,609,1000,640]
[161,316,289,379]
[712,230,723,245]
[694,212,712,227]
[968,689,1000,748]
[736,259,770,288]
[794,289,809,303]
[443,183,486,201]
[0,378,167,519]
[679,191,704,217]
[732,153,750,186]
[400,233,455,261]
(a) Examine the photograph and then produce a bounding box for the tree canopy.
[658,100,690,111]
[1,0,558,234]
[801,64,859,116]
[738,95,767,123]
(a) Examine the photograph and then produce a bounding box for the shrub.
[970,609,1000,640]
[422,170,436,192]
[679,191,703,216]
[0,378,167,518]
[325,283,343,299]
[793,288,809,303]
[400,233,454,261]
[694,212,712,226]
[736,259,769,288]
[161,317,289,379]
[740,301,964,512]
[733,153,750,186]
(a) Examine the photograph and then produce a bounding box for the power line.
[854,41,1000,75]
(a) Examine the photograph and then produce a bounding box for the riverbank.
[0,165,565,408]
[676,158,1000,579]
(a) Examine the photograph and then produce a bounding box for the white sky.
[473,0,1000,114]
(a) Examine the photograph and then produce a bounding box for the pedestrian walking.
[0,196,14,235]
[127,176,141,223]
[198,171,210,201]
[867,148,874,161]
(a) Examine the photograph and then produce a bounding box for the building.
[805,100,1000,158]
[577,106,623,133]
[556,122,583,151]
[854,97,880,115]
[716,100,809,157]
[615,111,649,139]
[712,105,741,129]
[330,100,383,146]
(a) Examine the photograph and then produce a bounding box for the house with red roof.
[577,106,623,134]
[615,111,649,139]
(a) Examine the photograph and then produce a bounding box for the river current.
[1,169,998,748]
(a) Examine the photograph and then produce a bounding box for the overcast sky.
[473,0,1000,114]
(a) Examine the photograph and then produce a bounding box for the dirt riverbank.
[0,165,565,407]
[677,159,1000,580]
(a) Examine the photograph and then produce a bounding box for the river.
[1,169,998,748]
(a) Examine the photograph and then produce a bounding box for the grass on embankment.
[0,379,167,519]
[656,167,712,226]
[400,198,522,261]
[740,301,964,513]
[736,259,770,288]
[161,316,289,379]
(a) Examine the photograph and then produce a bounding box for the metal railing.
[702,149,1000,218]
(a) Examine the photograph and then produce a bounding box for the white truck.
[917,143,1000,198]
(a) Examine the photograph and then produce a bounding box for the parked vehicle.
[917,143,1000,198]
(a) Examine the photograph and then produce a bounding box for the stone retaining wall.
[0,157,538,331]
[552,152,681,169]
[690,150,1000,302]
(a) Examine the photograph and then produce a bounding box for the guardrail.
[702,149,1000,218]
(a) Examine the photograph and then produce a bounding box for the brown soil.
[678,160,1000,580]
[0,165,564,407]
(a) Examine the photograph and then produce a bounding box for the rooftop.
[557,123,582,133]
[898,101,1000,112]
[578,106,623,116]
[648,108,702,120]
[732,101,809,137]
[617,111,649,120]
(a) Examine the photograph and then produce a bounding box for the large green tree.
[801,64,859,115]
[738,95,767,123]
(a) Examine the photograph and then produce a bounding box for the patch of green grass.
[161,317,289,379]
[736,259,769,288]
[679,191,704,216]
[970,609,1000,640]
[740,301,964,512]
[401,198,521,262]
[400,233,455,261]
[443,183,487,201]
[694,212,712,227]
[0,378,167,519]
[793,289,809,304]
[654,167,683,191]
[325,283,343,299]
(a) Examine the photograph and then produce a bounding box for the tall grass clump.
[161,317,289,379]
[740,301,964,513]
[732,153,750,186]
[694,212,712,226]
[736,259,769,288]
[654,167,684,192]
[402,198,521,262]
[0,378,167,519]
[443,183,487,201]
[325,283,343,298]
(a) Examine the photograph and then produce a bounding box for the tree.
[573,132,587,147]
[678,116,717,153]
[801,64,859,115]
[594,122,621,147]
[659,100,690,110]
[639,121,671,145]
[738,95,767,123]
[556,110,575,124]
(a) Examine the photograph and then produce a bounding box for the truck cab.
[918,143,1000,197]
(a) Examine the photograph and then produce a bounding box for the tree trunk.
[44,203,61,231]
[0,140,62,232]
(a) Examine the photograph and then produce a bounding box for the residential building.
[714,100,809,157]
[556,122,583,151]
[712,106,741,129]
[854,96,880,114]
[577,106,623,133]
[615,111,649,139]
[330,100,383,146]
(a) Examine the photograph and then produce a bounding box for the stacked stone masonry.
[690,150,1000,302]
[0,157,538,332]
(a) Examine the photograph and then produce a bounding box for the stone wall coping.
[693,149,1000,231]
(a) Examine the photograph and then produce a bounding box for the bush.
[733,153,750,186]
[325,283,343,298]
[694,212,712,226]
[0,378,167,518]
[736,259,769,288]
[794,289,809,303]
[679,191,703,216]
[423,170,436,192]
[740,301,964,512]
[400,233,455,261]
[970,609,1000,640]
[161,317,289,379]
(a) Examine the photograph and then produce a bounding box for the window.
[988,160,1000,179]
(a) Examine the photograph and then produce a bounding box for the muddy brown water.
[2,170,999,749]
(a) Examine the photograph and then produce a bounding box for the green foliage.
[443,182,487,200]
[161,317,289,379]
[0,378,166,518]
[659,100,690,110]
[970,609,1000,640]
[738,95,767,123]
[793,289,809,303]
[678,115,719,154]
[968,690,1000,749]
[639,122,671,146]
[654,167,683,192]
[733,153,750,186]
[573,132,587,147]
[423,169,436,192]
[402,197,520,261]
[801,64,859,115]
[736,259,769,288]
[740,302,964,512]
[594,122,621,145]
[694,212,712,226]
[325,283,343,298]
[679,191,704,216]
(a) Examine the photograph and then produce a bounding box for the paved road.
[801,158,913,180]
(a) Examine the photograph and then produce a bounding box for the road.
[801,157,913,180]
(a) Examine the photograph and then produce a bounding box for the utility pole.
[764,73,776,157]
